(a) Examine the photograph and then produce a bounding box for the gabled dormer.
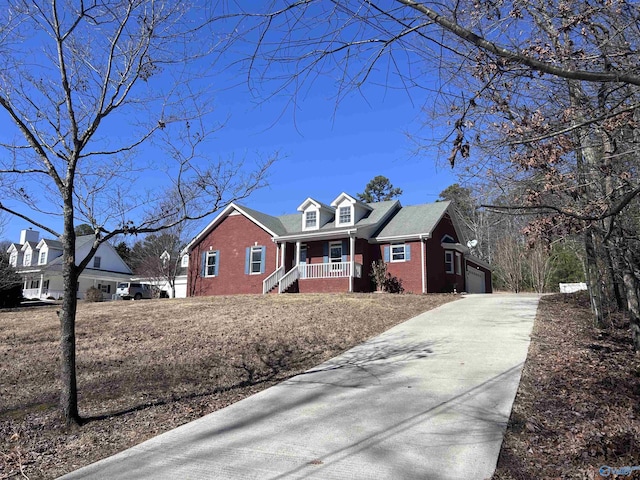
[35,238,63,266]
[6,243,23,267]
[330,193,373,228]
[21,242,38,267]
[297,198,335,231]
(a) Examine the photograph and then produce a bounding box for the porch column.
[280,242,286,270]
[275,242,280,270]
[295,241,301,267]
[349,234,355,293]
[421,236,427,294]
[39,273,44,299]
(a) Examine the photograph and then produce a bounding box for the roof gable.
[6,243,21,254]
[297,197,335,213]
[20,241,38,252]
[36,238,63,250]
[330,192,373,211]
[185,203,286,252]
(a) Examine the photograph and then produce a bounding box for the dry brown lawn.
[0,293,456,479]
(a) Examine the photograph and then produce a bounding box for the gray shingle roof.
[272,200,399,236]
[238,205,289,236]
[206,199,452,243]
[374,201,451,239]
[40,238,63,249]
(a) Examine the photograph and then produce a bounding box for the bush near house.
[84,286,104,302]
[0,284,22,308]
[370,260,405,293]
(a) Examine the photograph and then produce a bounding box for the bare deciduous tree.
[0,1,274,425]
[227,0,640,349]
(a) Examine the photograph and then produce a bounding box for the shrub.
[85,286,103,302]
[0,284,23,308]
[370,260,405,294]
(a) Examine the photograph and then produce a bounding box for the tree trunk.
[60,205,82,425]
[622,269,640,352]
[584,228,605,327]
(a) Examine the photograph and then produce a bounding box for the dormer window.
[9,252,17,267]
[24,252,31,266]
[39,251,47,265]
[338,206,351,224]
[305,211,317,229]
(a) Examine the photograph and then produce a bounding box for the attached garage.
[466,266,486,293]
[465,257,492,293]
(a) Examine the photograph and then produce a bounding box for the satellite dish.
[467,239,478,248]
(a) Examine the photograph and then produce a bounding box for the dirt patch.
[492,292,640,480]
[0,293,456,479]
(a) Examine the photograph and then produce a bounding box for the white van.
[116,282,153,300]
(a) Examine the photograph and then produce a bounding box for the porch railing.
[263,261,364,294]
[300,262,362,279]
[262,266,284,294]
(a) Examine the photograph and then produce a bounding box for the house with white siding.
[7,229,132,300]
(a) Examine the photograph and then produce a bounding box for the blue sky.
[2,78,458,243]
[1,6,460,244]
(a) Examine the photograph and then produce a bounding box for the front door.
[329,241,342,272]
[299,245,307,278]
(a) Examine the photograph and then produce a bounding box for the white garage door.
[466,266,486,293]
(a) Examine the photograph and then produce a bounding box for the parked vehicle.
[116,282,153,300]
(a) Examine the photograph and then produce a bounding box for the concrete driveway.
[60,293,540,480]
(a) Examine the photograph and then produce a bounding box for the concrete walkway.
[60,294,540,480]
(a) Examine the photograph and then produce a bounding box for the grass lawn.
[492,293,640,480]
[0,293,456,479]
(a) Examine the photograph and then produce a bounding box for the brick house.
[185,193,492,296]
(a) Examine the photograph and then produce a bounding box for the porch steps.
[263,265,300,294]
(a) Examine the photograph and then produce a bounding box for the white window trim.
[9,252,17,267]
[39,250,47,265]
[181,255,189,268]
[250,246,263,275]
[24,252,31,266]
[390,243,406,262]
[441,234,455,243]
[337,205,352,225]
[445,251,454,274]
[304,209,318,230]
[204,251,217,277]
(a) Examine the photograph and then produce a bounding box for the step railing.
[262,266,284,294]
[278,266,300,293]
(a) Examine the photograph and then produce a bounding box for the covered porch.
[263,235,367,294]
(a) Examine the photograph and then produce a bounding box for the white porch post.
[280,242,286,270]
[421,236,427,294]
[295,241,301,268]
[349,234,355,293]
[275,242,280,270]
[39,273,44,299]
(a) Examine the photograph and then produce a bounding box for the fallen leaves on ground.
[492,292,640,480]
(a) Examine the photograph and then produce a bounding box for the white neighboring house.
[130,250,189,298]
[7,229,133,300]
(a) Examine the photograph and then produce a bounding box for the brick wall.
[188,214,276,296]
[297,277,349,293]
[426,214,464,293]
[381,240,424,294]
